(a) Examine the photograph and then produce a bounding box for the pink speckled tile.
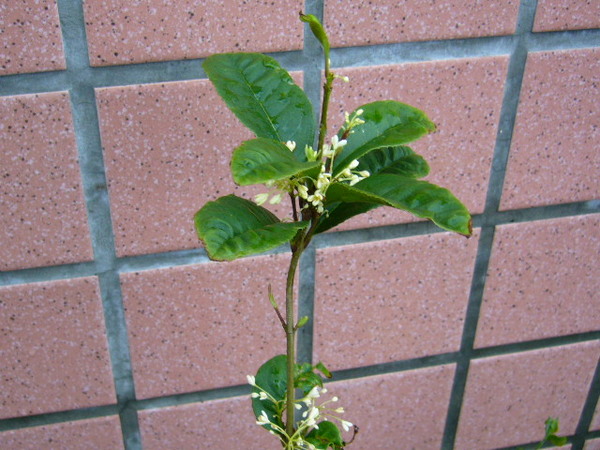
[534,0,600,32]
[313,231,479,371]
[83,0,303,67]
[325,364,456,449]
[475,214,600,348]
[586,439,600,450]
[455,341,600,449]
[0,92,94,271]
[138,396,279,450]
[0,277,116,419]
[325,0,519,48]
[121,253,295,399]
[501,48,600,210]
[327,57,508,231]
[0,416,123,450]
[0,0,66,75]
[97,77,300,257]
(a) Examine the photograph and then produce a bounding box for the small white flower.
[348,159,359,169]
[259,391,268,400]
[254,193,269,205]
[256,411,270,426]
[305,145,318,161]
[246,375,256,386]
[285,140,296,151]
[358,170,370,178]
[349,175,362,186]
[341,420,353,432]
[335,407,345,413]
[251,392,260,398]
[269,193,282,204]
[296,184,309,199]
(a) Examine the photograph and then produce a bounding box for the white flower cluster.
[247,375,352,450]
[255,110,369,214]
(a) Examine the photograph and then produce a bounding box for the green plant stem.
[285,246,302,438]
[317,61,334,155]
[285,215,320,442]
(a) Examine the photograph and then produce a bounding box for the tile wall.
[1,0,599,449]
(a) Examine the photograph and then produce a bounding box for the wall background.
[1,0,599,448]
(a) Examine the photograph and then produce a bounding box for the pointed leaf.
[358,145,430,178]
[203,53,315,155]
[305,421,345,449]
[325,174,472,236]
[315,201,380,234]
[231,138,321,186]
[194,195,308,260]
[334,101,435,175]
[252,355,287,436]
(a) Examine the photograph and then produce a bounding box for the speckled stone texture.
[83,0,304,66]
[501,48,600,210]
[475,214,600,347]
[0,277,116,419]
[96,77,299,257]
[138,396,279,450]
[327,57,508,231]
[325,0,519,47]
[120,254,294,399]
[534,0,600,32]
[0,92,93,271]
[0,416,124,450]
[313,231,479,371]
[0,0,66,75]
[586,439,600,450]
[455,341,600,449]
[326,364,456,449]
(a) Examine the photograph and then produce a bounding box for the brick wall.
[1,1,599,449]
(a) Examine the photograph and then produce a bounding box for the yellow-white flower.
[285,140,296,151]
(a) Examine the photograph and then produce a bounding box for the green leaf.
[357,145,430,179]
[547,435,568,446]
[315,362,332,379]
[203,53,315,154]
[194,195,308,260]
[325,174,472,236]
[252,355,288,436]
[231,138,321,186]
[334,101,435,176]
[305,421,345,449]
[545,417,560,436]
[315,201,380,234]
[294,363,324,395]
[299,13,330,54]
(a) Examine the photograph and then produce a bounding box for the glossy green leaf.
[357,145,430,179]
[547,435,568,446]
[315,362,332,379]
[305,421,345,449]
[334,101,435,176]
[252,355,287,436]
[325,174,472,236]
[194,195,308,261]
[203,53,315,154]
[231,138,321,186]
[316,146,431,233]
[315,201,380,234]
